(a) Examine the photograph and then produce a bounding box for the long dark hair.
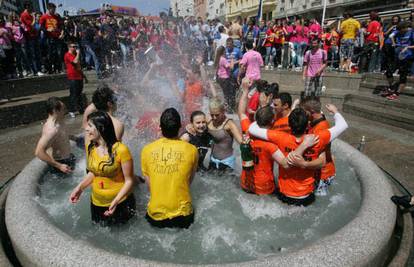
[87,111,117,171]
[214,46,226,68]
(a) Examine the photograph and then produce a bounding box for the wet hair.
[46,97,63,115]
[264,83,279,99]
[92,85,116,111]
[255,106,275,127]
[209,97,225,111]
[245,41,254,50]
[289,108,309,136]
[254,80,269,93]
[300,97,322,114]
[160,108,181,138]
[190,110,206,123]
[87,111,117,171]
[277,92,292,108]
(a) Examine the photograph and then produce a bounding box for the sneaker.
[37,72,45,76]
[270,65,274,70]
[391,195,413,209]
[207,61,214,66]
[265,65,269,70]
[68,112,76,118]
[380,88,392,97]
[387,93,399,100]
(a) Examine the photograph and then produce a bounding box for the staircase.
[343,73,414,131]
[0,72,99,129]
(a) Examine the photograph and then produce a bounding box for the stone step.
[0,88,94,129]
[343,101,414,131]
[359,81,414,96]
[0,71,99,100]
[345,92,414,113]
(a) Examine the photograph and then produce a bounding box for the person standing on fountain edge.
[141,108,198,229]
[238,41,264,83]
[35,97,74,174]
[64,41,85,118]
[70,111,136,226]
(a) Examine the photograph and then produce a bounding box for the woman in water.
[70,111,136,226]
[208,98,242,171]
[181,110,213,171]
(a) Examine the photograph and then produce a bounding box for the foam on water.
[36,145,362,264]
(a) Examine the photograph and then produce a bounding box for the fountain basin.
[5,139,396,266]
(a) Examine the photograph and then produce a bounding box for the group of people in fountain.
[35,38,349,228]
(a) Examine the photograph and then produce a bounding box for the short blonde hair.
[209,97,225,112]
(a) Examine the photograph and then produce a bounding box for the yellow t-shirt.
[141,138,198,221]
[340,18,360,40]
[87,142,132,207]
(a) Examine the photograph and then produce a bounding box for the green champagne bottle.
[240,132,254,171]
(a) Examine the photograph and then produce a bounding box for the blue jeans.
[25,39,40,73]
[83,43,101,78]
[45,38,63,73]
[265,46,276,66]
[14,43,30,74]
[119,42,130,67]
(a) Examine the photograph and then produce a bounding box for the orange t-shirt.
[271,116,291,133]
[267,129,331,197]
[308,118,336,180]
[240,118,278,195]
[184,81,203,116]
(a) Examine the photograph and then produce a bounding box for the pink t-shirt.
[240,50,263,81]
[304,49,327,77]
[217,56,230,79]
[309,23,321,40]
[287,25,297,43]
[297,26,309,44]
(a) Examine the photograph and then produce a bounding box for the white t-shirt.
[214,33,229,49]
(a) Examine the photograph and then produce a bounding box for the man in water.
[35,97,73,174]
[141,108,198,228]
[82,86,124,141]
[272,92,292,133]
[248,104,348,206]
[300,97,336,196]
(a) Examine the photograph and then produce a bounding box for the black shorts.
[145,212,194,229]
[49,153,76,175]
[274,188,315,206]
[90,193,136,226]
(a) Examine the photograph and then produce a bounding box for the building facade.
[274,0,409,21]
[194,0,208,20]
[170,0,194,17]
[225,0,276,22]
[207,0,226,20]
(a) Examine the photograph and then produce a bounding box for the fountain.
[0,34,401,266]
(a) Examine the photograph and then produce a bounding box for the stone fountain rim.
[5,139,396,267]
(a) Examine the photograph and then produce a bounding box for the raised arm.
[325,104,348,142]
[237,77,250,120]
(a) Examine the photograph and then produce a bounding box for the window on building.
[289,0,294,8]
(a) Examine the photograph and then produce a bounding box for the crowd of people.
[33,2,353,228]
[1,2,413,100]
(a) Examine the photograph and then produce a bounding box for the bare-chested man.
[82,85,124,141]
[35,97,73,174]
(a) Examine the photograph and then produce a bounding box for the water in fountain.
[36,45,361,264]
